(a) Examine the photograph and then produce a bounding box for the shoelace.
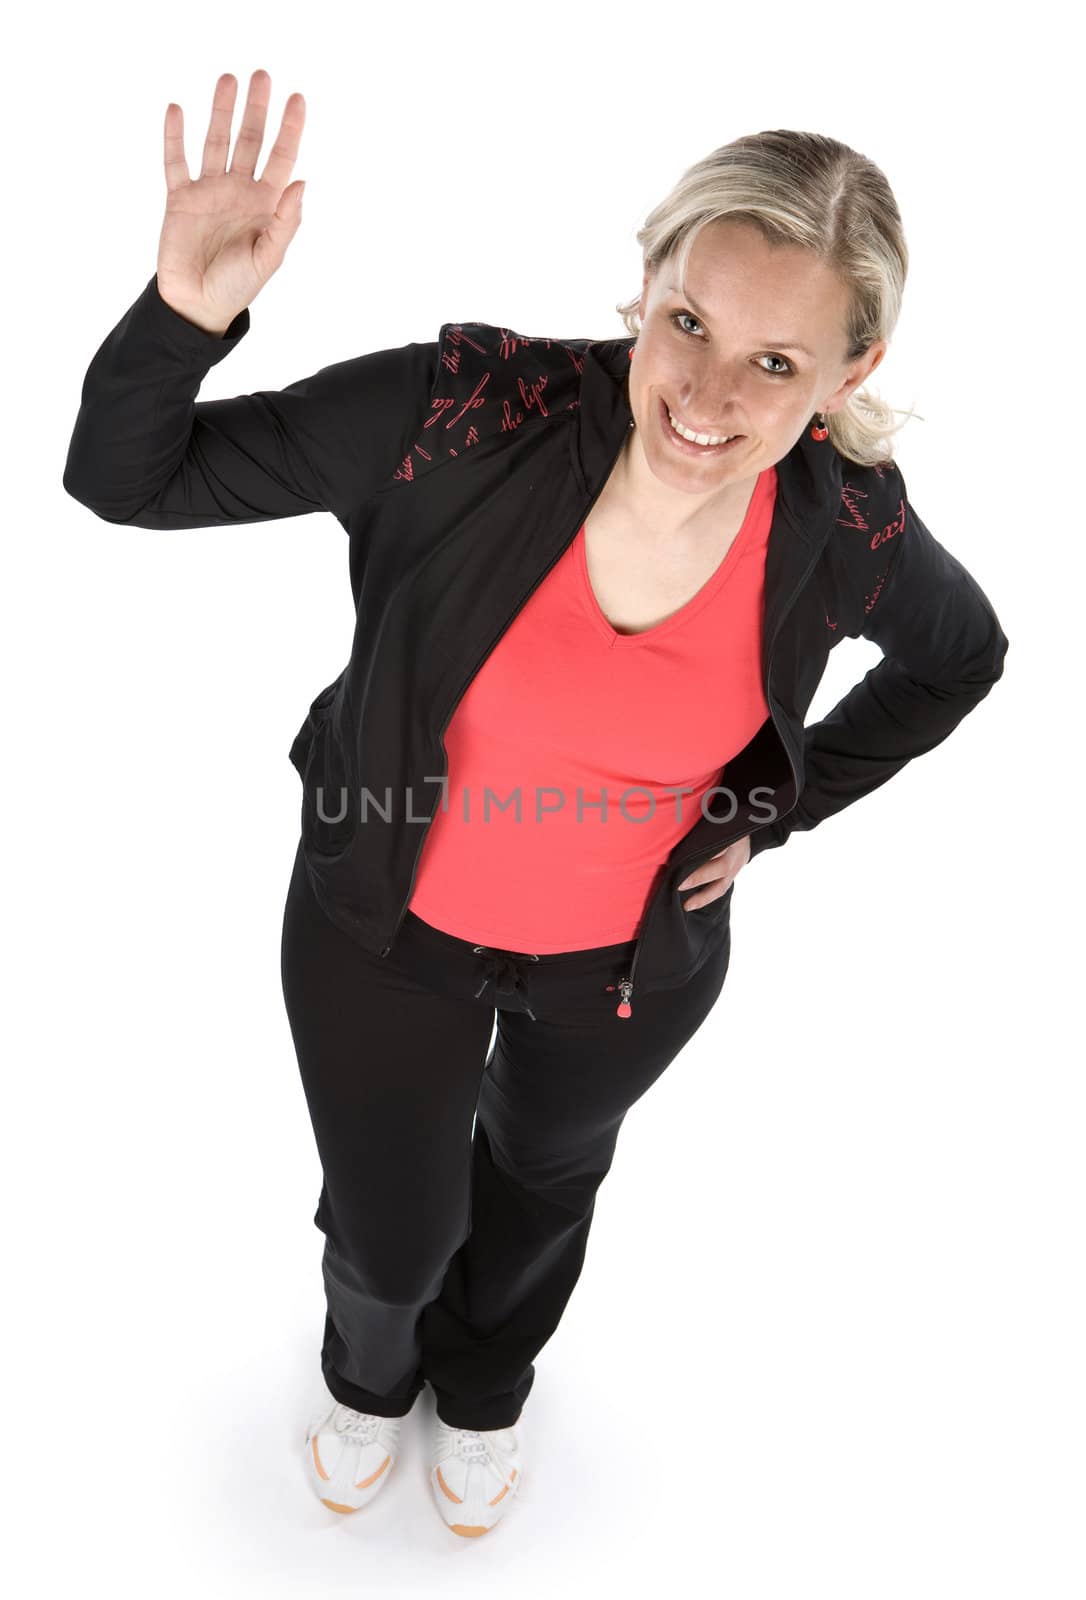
[330,1403,387,1444]
[471,946,540,1020]
[440,1424,517,1485]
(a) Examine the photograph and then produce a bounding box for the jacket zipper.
[609,513,825,1019]
[380,418,637,960]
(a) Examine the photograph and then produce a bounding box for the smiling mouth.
[660,397,745,453]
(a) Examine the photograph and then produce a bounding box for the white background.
[4,1,1081,1594]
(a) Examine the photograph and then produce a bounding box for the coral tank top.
[406,465,777,952]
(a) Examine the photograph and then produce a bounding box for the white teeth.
[666,405,735,447]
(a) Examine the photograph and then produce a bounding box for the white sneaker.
[304,1383,405,1513]
[429,1416,523,1536]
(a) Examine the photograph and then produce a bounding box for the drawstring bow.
[471,946,540,1020]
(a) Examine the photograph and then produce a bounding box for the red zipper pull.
[605,980,634,1019]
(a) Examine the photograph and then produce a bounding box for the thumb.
[256,181,306,278]
[271,180,305,230]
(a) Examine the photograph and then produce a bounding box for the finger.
[679,837,742,889]
[163,102,190,193]
[200,71,240,179]
[684,876,735,911]
[679,869,720,895]
[258,90,306,197]
[253,179,306,275]
[274,180,306,236]
[228,68,273,180]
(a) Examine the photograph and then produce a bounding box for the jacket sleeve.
[62,273,438,530]
[747,466,1010,859]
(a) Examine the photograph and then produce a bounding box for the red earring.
[810,411,829,441]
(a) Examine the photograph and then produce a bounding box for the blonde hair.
[615,130,921,468]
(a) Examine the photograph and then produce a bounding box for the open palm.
[156,69,306,334]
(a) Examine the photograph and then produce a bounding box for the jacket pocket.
[684,878,735,921]
[290,679,356,860]
[680,879,735,961]
[288,679,339,777]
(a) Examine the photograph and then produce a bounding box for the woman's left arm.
[746,466,1010,861]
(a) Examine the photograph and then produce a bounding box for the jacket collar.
[579,336,843,542]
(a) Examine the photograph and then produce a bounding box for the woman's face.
[625,217,886,513]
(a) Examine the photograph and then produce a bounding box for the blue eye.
[670,311,795,377]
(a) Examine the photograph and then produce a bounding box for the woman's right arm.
[62,273,438,528]
[62,69,436,530]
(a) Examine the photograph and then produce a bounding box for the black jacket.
[63,274,1009,1015]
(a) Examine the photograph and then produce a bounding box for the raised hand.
[156,70,306,334]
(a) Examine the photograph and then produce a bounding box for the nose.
[674,385,741,434]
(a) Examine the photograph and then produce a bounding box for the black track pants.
[280,838,732,1431]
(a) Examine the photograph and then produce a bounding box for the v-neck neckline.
[574,469,766,648]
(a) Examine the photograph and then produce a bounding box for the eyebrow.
[666,284,815,358]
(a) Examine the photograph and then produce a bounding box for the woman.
[63,71,1009,1538]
